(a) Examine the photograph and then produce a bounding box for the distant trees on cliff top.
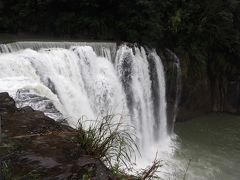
[0,0,239,81]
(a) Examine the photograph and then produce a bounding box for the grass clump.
[1,160,13,180]
[72,114,163,179]
[137,157,163,180]
[72,114,138,169]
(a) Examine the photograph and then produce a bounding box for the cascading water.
[165,49,182,133]
[0,41,173,175]
[115,45,168,156]
[149,50,168,140]
[0,41,116,62]
[0,44,125,126]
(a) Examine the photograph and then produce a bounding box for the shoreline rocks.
[0,92,113,179]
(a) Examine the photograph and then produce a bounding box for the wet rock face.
[177,78,212,121]
[161,50,183,127]
[210,76,240,114]
[0,92,113,179]
[224,79,240,113]
[0,92,17,114]
[177,77,240,121]
[162,50,240,122]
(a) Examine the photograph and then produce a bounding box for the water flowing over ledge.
[0,41,117,62]
[0,41,176,178]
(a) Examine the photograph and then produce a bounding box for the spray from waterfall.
[0,41,174,168]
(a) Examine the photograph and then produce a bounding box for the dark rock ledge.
[0,92,113,180]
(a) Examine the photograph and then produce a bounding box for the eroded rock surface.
[0,92,112,180]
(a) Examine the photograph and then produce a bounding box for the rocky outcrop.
[177,78,212,121]
[211,76,240,114]
[0,92,113,179]
[0,92,18,114]
[162,50,240,122]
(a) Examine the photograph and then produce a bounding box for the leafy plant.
[82,167,94,180]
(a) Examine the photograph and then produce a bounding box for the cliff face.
[177,78,212,121]
[210,77,240,114]
[0,92,112,179]
[163,50,240,122]
[179,77,240,121]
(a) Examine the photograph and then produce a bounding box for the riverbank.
[0,92,162,179]
[0,83,239,179]
[0,92,113,179]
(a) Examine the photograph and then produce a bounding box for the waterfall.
[149,50,168,139]
[165,49,182,133]
[0,41,170,166]
[115,45,168,155]
[0,41,116,62]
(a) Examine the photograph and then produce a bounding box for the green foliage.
[176,0,240,81]
[82,167,94,180]
[71,115,163,179]
[170,9,182,33]
[0,0,239,80]
[137,157,162,180]
[22,170,41,180]
[111,157,163,180]
[72,115,138,169]
[0,134,39,179]
[1,160,12,180]
[0,160,41,180]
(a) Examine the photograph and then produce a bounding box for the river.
[172,113,240,180]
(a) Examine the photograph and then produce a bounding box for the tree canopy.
[0,0,239,80]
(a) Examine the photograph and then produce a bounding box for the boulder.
[0,92,17,114]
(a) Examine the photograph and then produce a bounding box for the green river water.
[173,113,240,180]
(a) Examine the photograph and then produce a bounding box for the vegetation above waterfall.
[0,0,239,83]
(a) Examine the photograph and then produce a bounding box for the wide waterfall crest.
[0,41,116,62]
[0,45,127,126]
[0,42,172,174]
